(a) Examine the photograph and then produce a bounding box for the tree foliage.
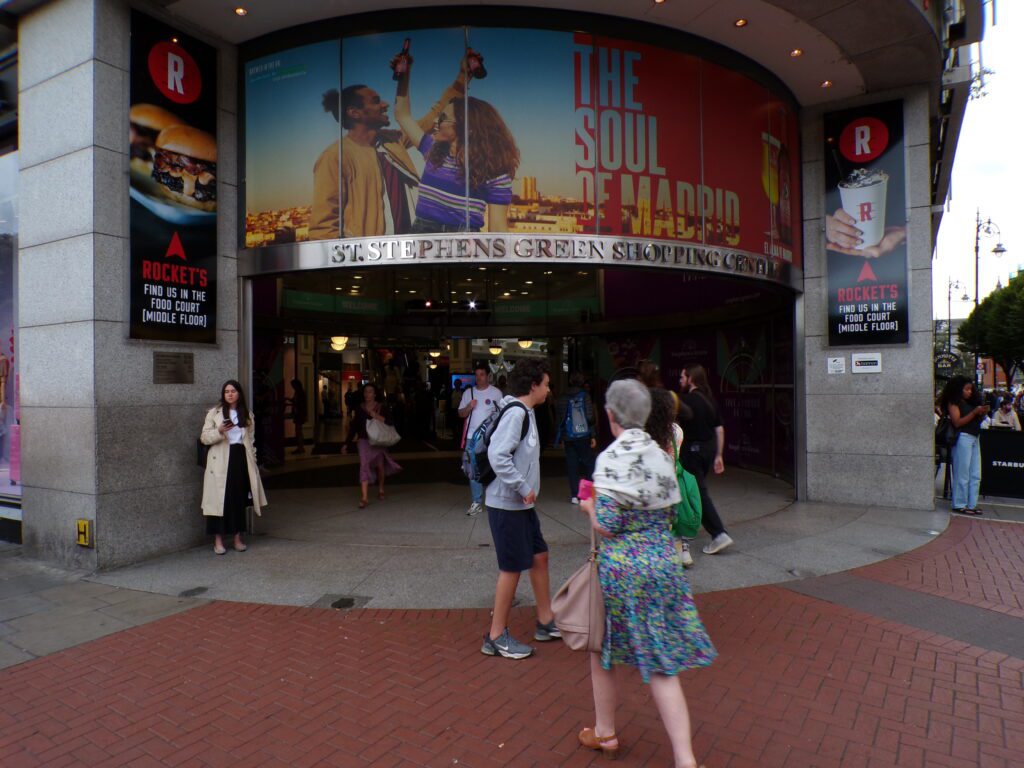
[958,275,1024,384]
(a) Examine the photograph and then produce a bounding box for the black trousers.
[680,439,727,538]
[563,438,595,497]
[207,444,251,536]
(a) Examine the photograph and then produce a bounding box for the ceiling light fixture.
[330,341,346,351]
[429,362,438,370]
[468,300,477,309]
[734,18,748,27]
[234,7,248,16]
[790,48,803,58]
[820,79,833,88]
[517,338,533,350]
[428,348,442,358]
[330,336,348,346]
[488,340,502,356]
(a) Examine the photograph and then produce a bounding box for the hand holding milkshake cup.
[837,168,889,249]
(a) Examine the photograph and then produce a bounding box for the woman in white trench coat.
[201,380,267,554]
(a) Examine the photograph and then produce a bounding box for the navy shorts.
[487,506,549,573]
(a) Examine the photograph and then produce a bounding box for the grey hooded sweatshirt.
[485,395,541,510]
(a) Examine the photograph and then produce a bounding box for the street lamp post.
[947,278,968,354]
[973,209,1007,384]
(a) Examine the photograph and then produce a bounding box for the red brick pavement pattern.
[855,518,1024,619]
[1,586,1022,767]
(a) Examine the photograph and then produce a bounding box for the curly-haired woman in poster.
[394,52,519,233]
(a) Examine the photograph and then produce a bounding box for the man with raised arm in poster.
[310,56,467,240]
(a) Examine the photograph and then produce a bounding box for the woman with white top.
[200,380,268,555]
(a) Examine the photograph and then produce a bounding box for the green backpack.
[671,441,703,539]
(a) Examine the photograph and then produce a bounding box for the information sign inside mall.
[824,101,909,346]
[128,11,218,343]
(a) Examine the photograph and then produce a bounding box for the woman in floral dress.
[579,378,716,767]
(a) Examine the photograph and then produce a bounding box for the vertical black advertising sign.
[129,11,217,343]
[824,101,908,346]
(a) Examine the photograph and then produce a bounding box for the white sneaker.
[570,497,580,505]
[466,502,483,516]
[702,533,734,555]
[678,541,694,567]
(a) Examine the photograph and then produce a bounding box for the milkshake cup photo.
[838,168,888,249]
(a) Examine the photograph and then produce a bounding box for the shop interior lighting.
[353,275,363,279]
[234,7,248,16]
[502,292,511,297]
[518,339,533,350]
[425,300,432,308]
[789,49,803,58]
[525,280,534,285]
[820,79,833,88]
[734,18,748,27]
[429,362,438,370]
[488,340,503,356]
[330,336,348,346]
[428,348,442,358]
[468,300,477,309]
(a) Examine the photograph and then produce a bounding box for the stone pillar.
[18,0,240,568]
[799,88,935,510]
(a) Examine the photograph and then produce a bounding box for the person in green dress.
[578,378,716,767]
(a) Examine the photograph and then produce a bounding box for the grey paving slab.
[785,573,1024,659]
[0,573,69,599]
[0,593,54,622]
[0,638,35,670]
[94,593,198,624]
[6,607,133,657]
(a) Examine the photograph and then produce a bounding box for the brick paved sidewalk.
[1,518,1022,767]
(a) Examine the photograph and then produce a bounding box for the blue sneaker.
[481,628,534,659]
[534,620,562,642]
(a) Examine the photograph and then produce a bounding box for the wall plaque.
[153,352,195,384]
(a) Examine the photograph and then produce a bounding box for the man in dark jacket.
[554,372,597,503]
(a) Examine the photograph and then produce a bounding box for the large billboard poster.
[824,100,908,346]
[243,26,802,271]
[129,11,217,343]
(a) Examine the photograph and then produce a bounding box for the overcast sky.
[933,1,1024,320]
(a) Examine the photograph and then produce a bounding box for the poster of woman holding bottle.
[392,39,520,233]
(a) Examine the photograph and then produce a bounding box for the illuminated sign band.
[238,235,800,289]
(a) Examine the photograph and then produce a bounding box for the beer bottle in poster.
[391,38,411,80]
[779,141,792,246]
[466,47,487,79]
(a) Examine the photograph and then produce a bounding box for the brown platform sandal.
[578,728,619,759]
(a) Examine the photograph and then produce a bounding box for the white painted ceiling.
[165,0,940,106]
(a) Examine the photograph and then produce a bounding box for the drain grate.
[178,586,208,598]
[310,593,371,610]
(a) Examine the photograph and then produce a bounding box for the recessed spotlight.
[234,7,248,16]
[525,280,534,285]
[353,275,363,280]
[171,37,179,43]
[734,18,748,27]
[790,49,803,58]
[654,0,666,4]
[479,267,487,271]
[468,300,477,309]
[503,292,511,297]
[408,290,416,294]
[335,287,342,291]
[820,79,833,88]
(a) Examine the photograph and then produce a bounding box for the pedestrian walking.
[342,383,402,508]
[940,375,988,515]
[200,380,268,555]
[646,388,694,567]
[555,372,597,503]
[459,363,502,516]
[678,364,733,555]
[481,359,559,659]
[287,378,308,455]
[578,378,715,764]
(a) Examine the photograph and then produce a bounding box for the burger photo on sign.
[152,125,216,212]
[129,103,181,178]
[128,112,217,224]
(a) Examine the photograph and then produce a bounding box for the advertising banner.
[824,100,908,346]
[243,26,802,274]
[129,11,217,343]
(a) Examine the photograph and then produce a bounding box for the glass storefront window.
[0,149,20,503]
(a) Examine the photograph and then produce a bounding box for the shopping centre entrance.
[246,264,797,495]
